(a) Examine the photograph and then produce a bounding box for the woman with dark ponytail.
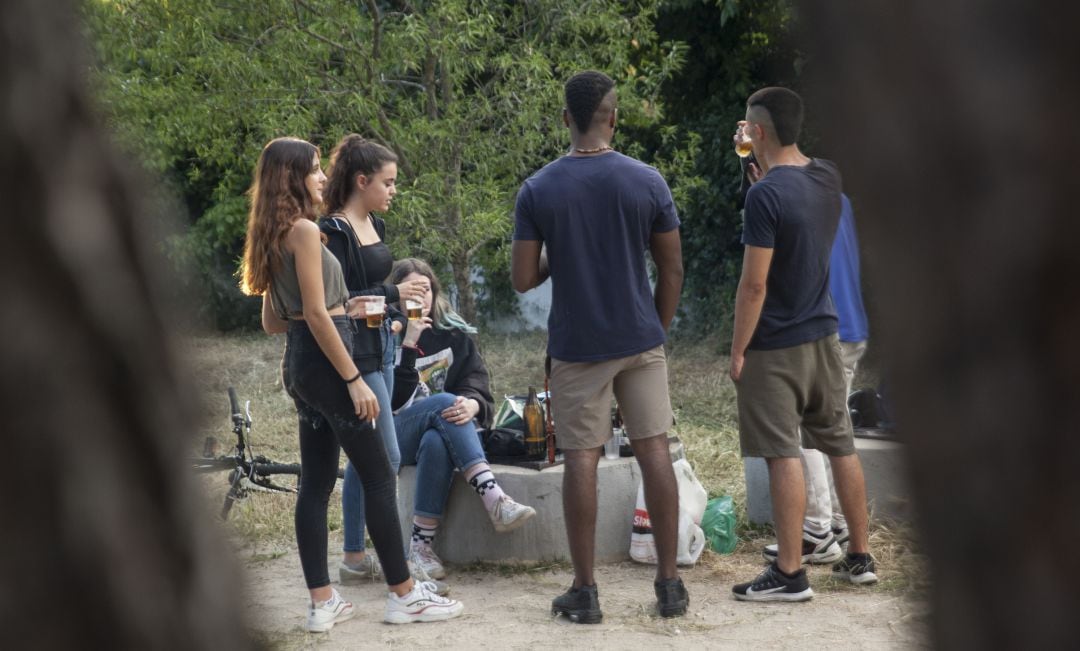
[319,135,431,587]
[241,137,461,630]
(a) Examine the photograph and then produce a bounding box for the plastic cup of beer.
[604,430,621,460]
[735,123,753,158]
[365,296,385,328]
[406,299,423,321]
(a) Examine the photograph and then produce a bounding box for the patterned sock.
[410,519,438,548]
[466,465,506,512]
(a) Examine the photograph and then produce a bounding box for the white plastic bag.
[629,459,707,566]
[674,458,708,524]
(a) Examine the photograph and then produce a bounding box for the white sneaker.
[409,544,447,580]
[384,582,464,624]
[408,558,450,596]
[306,588,355,632]
[489,494,536,533]
[762,529,844,565]
[339,554,382,585]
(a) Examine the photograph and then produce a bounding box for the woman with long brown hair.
[240,137,462,630]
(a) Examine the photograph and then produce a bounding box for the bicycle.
[192,387,342,519]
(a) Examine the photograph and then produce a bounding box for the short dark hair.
[564,71,615,133]
[747,87,804,146]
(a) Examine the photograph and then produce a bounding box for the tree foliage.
[655,0,799,336]
[84,0,687,328]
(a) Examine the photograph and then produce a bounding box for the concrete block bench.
[744,434,909,525]
[395,438,686,564]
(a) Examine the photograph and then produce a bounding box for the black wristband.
[345,372,362,384]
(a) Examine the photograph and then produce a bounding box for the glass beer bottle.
[523,386,545,458]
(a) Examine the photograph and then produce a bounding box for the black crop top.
[356,240,393,287]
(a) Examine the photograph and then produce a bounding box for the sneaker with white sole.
[762,529,844,565]
[384,582,464,624]
[832,525,850,550]
[339,554,382,585]
[732,562,814,603]
[307,588,355,632]
[408,558,450,597]
[488,494,536,533]
[831,552,878,585]
[409,544,447,580]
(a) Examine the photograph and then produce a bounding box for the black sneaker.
[733,562,814,602]
[654,577,689,618]
[831,552,878,585]
[762,529,843,565]
[551,584,602,624]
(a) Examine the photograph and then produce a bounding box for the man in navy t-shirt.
[728,87,877,602]
[512,71,687,622]
[759,193,871,568]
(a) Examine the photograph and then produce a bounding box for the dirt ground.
[242,540,928,650]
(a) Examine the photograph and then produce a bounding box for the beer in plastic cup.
[365,296,385,328]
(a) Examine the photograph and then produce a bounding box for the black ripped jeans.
[282,316,408,589]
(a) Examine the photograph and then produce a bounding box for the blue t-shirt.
[742,159,842,350]
[830,194,869,343]
[513,152,680,362]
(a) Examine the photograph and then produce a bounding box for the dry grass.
[184,331,923,597]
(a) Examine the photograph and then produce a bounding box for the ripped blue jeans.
[341,319,399,553]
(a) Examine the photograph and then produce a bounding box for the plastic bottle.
[523,386,545,458]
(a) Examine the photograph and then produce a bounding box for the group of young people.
[240,135,534,630]
[510,73,878,621]
[239,68,877,631]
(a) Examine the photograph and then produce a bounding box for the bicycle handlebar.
[228,387,241,424]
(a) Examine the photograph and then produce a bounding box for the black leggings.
[282,317,408,588]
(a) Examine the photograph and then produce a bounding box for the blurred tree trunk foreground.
[0,1,252,648]
[802,1,1080,647]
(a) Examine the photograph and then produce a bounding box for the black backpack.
[848,388,882,429]
[479,427,527,461]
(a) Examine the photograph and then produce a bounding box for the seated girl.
[389,258,536,579]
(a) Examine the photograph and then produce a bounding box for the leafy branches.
[85,0,689,327]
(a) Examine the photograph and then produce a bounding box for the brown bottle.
[523,386,545,458]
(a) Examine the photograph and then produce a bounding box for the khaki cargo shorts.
[735,334,856,458]
[550,345,675,450]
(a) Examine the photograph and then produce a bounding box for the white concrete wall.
[744,436,909,525]
[396,439,686,564]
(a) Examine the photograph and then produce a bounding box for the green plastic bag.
[492,392,549,431]
[701,496,737,554]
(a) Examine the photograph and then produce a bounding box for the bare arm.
[649,228,683,332]
[511,240,548,292]
[261,293,288,335]
[729,244,774,381]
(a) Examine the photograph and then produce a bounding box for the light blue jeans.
[342,321,399,553]
[395,392,488,519]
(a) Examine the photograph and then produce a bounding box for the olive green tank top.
[268,244,349,319]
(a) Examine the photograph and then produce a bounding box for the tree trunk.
[444,143,477,323]
[451,243,477,325]
[800,1,1080,647]
[0,1,251,649]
